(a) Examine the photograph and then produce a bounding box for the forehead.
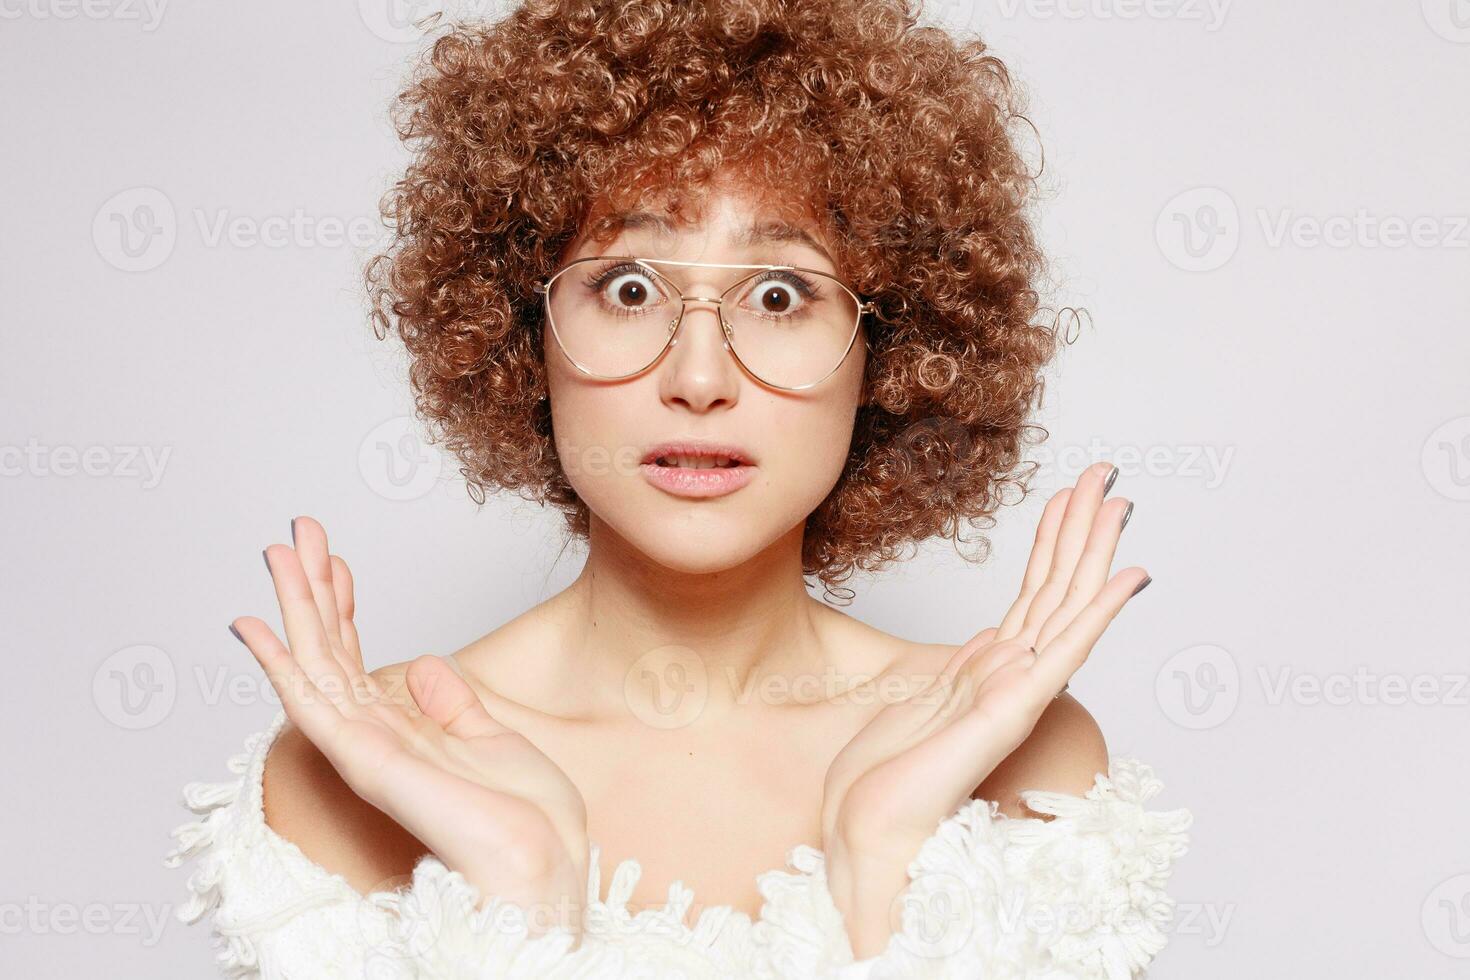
[597,210,836,264]
[576,180,837,267]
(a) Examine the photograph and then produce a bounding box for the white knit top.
[165,709,1192,978]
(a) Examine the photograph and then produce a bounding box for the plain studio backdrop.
[2,1,1466,976]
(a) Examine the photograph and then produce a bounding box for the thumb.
[405,654,507,740]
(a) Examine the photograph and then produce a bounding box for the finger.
[230,623,495,850]
[291,516,346,654]
[328,554,372,683]
[905,637,1030,732]
[1017,461,1118,637]
[263,543,352,705]
[1030,566,1150,696]
[950,635,1036,710]
[1034,496,1132,648]
[995,489,1072,639]
[230,616,344,749]
[938,628,997,684]
[923,628,1000,713]
[405,655,509,741]
[886,651,1044,812]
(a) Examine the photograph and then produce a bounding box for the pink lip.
[640,461,756,498]
[641,440,755,466]
[640,440,758,499]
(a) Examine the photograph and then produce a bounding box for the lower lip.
[640,461,756,498]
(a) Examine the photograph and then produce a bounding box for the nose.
[659,295,740,413]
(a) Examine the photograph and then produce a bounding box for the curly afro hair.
[366,0,1063,600]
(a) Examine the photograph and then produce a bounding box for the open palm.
[822,462,1149,855]
[231,516,589,917]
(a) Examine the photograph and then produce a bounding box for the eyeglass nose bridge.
[664,293,735,352]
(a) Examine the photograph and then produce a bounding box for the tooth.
[655,453,742,468]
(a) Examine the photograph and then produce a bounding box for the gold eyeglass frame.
[533,255,876,391]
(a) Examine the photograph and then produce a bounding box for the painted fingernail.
[1121,499,1135,530]
[228,624,245,644]
[1130,575,1152,597]
[1103,465,1120,495]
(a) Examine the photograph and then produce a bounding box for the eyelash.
[581,256,823,306]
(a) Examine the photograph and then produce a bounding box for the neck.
[557,515,832,723]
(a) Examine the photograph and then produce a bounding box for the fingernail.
[262,549,271,572]
[228,624,245,644]
[1121,499,1135,530]
[1131,575,1152,597]
[1103,465,1119,496]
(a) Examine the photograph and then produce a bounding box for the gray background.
[2,1,1467,976]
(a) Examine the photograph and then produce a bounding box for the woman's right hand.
[230,516,590,935]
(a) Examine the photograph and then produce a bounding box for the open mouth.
[652,454,744,469]
[640,442,757,498]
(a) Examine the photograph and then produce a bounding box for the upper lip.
[641,439,756,466]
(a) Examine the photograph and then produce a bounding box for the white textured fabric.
[165,709,1191,978]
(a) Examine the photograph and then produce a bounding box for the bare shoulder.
[260,661,428,896]
[971,688,1109,818]
[864,628,1111,820]
[258,597,563,896]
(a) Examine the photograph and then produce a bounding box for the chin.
[640,541,768,578]
[586,490,801,575]
[637,512,768,571]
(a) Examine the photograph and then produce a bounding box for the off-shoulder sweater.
[165,709,1191,978]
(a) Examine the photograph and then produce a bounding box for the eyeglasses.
[534,256,875,391]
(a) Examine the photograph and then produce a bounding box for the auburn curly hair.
[365,0,1063,601]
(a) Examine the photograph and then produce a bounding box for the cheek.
[773,380,863,506]
[542,330,633,492]
[747,352,865,521]
[546,388,647,500]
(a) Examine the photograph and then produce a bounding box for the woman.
[166,1,1190,976]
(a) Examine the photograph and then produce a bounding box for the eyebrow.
[602,210,836,266]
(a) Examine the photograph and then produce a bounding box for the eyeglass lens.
[545,258,861,388]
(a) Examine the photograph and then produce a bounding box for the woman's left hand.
[820,461,1150,955]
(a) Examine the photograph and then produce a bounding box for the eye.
[743,270,816,316]
[583,262,667,314]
